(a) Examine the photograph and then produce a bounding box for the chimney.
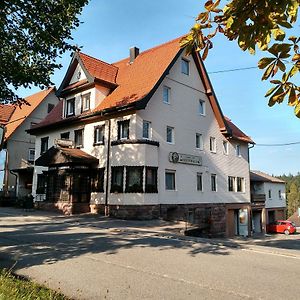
[130,46,139,64]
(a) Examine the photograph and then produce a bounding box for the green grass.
[0,269,68,300]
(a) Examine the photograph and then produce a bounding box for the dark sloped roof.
[35,146,98,166]
[225,117,254,144]
[250,170,285,183]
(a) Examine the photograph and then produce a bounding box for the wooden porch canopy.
[35,146,98,167]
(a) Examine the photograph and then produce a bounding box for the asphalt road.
[0,208,300,300]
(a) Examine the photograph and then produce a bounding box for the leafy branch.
[181,0,300,117]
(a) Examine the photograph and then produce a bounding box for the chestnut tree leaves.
[0,0,89,104]
[181,0,300,117]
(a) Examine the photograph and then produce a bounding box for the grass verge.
[0,268,68,300]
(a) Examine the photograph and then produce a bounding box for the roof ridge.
[24,86,55,101]
[112,35,183,65]
[79,52,118,70]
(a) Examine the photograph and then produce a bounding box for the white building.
[28,37,254,237]
[250,170,286,233]
[0,87,58,198]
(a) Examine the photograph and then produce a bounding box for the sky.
[15,0,300,176]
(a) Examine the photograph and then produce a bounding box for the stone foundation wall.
[101,204,160,220]
[160,203,227,237]
[35,201,90,215]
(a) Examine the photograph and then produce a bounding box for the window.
[66,98,75,117]
[60,132,70,140]
[210,137,216,153]
[47,103,55,113]
[126,166,144,193]
[145,167,158,193]
[40,137,49,154]
[82,93,91,112]
[181,58,189,75]
[165,170,176,190]
[237,177,244,192]
[211,174,217,192]
[223,141,229,155]
[142,120,151,139]
[94,125,105,145]
[279,190,282,199]
[74,129,83,148]
[268,189,272,199]
[197,173,203,191]
[198,100,205,115]
[196,133,203,150]
[118,120,130,140]
[91,168,105,193]
[36,174,46,194]
[28,148,35,163]
[228,176,235,192]
[163,86,171,104]
[236,144,241,157]
[166,126,174,144]
[111,166,124,193]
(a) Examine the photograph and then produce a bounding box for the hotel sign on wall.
[169,152,202,166]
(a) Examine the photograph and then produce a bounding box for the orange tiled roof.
[79,52,118,85]
[4,87,55,141]
[29,37,253,145]
[225,117,254,144]
[0,105,16,124]
[95,37,182,111]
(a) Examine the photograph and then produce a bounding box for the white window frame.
[210,137,216,153]
[197,173,203,191]
[237,177,245,192]
[196,133,203,150]
[142,120,151,139]
[163,86,171,104]
[228,176,236,192]
[223,140,229,155]
[181,58,190,75]
[236,144,241,157]
[66,98,75,117]
[28,148,35,162]
[81,92,91,112]
[166,126,174,144]
[279,190,282,199]
[94,125,105,145]
[198,100,206,116]
[211,174,217,192]
[165,170,176,191]
[268,189,272,199]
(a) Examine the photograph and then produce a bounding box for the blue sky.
[17,0,300,176]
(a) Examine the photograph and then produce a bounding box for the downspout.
[247,143,255,236]
[9,169,18,199]
[3,149,9,197]
[104,119,111,216]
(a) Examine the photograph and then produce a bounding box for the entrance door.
[253,211,262,233]
[71,171,91,203]
[268,211,275,224]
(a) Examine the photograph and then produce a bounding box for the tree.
[287,182,299,216]
[0,0,89,104]
[181,0,300,117]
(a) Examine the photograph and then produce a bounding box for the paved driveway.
[1,208,300,299]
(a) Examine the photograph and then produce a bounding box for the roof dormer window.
[66,98,75,117]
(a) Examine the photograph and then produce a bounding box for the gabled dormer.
[57,51,118,118]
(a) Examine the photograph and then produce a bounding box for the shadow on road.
[0,212,242,272]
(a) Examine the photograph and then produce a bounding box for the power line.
[208,66,257,74]
[255,141,300,146]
